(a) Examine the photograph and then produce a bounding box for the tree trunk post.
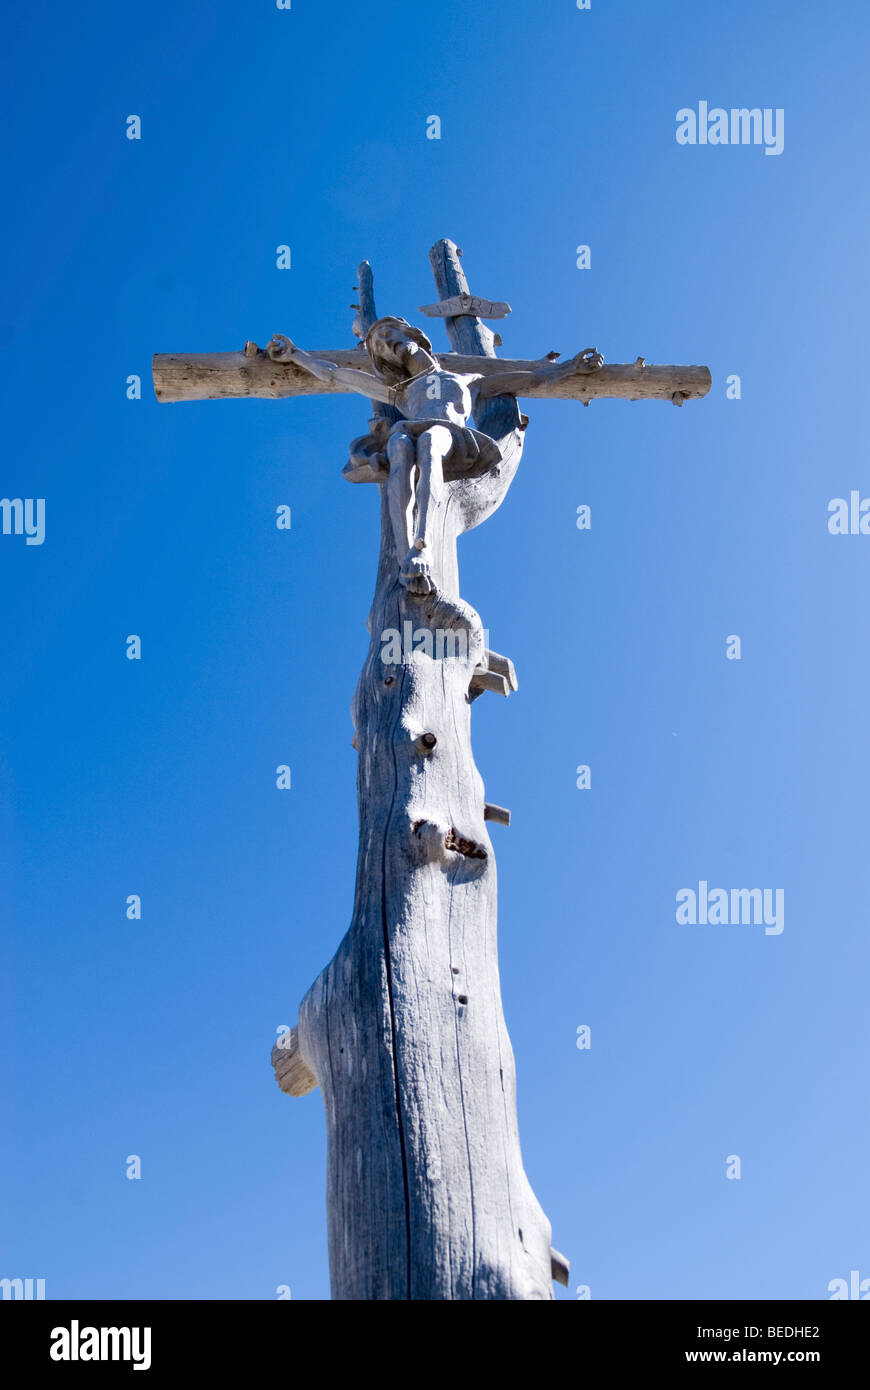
[273,243,559,1300]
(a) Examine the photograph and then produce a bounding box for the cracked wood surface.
[274,242,557,1299]
[180,236,711,1298]
[292,490,555,1299]
[153,347,710,404]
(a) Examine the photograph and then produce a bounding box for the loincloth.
[343,417,502,484]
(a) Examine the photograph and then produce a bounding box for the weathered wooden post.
[153,240,710,1300]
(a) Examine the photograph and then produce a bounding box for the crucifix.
[153,239,710,1301]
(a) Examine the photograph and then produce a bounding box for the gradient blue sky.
[2,0,868,1300]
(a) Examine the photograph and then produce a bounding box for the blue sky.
[2,0,868,1299]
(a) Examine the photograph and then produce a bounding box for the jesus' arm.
[475,347,604,399]
[267,335,395,406]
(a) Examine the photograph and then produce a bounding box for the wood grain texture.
[293,493,554,1299]
[252,240,710,1299]
[152,349,711,405]
[274,242,556,1299]
[418,293,511,319]
[271,1027,318,1097]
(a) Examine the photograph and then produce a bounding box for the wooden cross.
[153,239,710,1301]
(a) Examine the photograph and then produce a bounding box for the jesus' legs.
[386,426,452,595]
[400,426,451,595]
[386,430,417,576]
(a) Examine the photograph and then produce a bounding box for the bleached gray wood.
[484,649,518,692]
[153,236,709,1301]
[352,261,378,341]
[468,648,519,703]
[418,293,511,319]
[352,261,402,433]
[152,349,711,405]
[273,243,558,1299]
[469,668,511,698]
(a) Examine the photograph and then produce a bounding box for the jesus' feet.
[400,550,435,595]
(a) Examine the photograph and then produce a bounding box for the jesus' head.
[365,317,436,385]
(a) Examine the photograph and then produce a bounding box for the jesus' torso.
[393,368,480,426]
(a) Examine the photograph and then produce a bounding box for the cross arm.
[152,346,711,405]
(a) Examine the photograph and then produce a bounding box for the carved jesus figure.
[268,318,602,595]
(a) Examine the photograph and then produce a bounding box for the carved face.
[366,317,435,385]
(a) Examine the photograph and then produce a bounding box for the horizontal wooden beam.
[152,348,711,405]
